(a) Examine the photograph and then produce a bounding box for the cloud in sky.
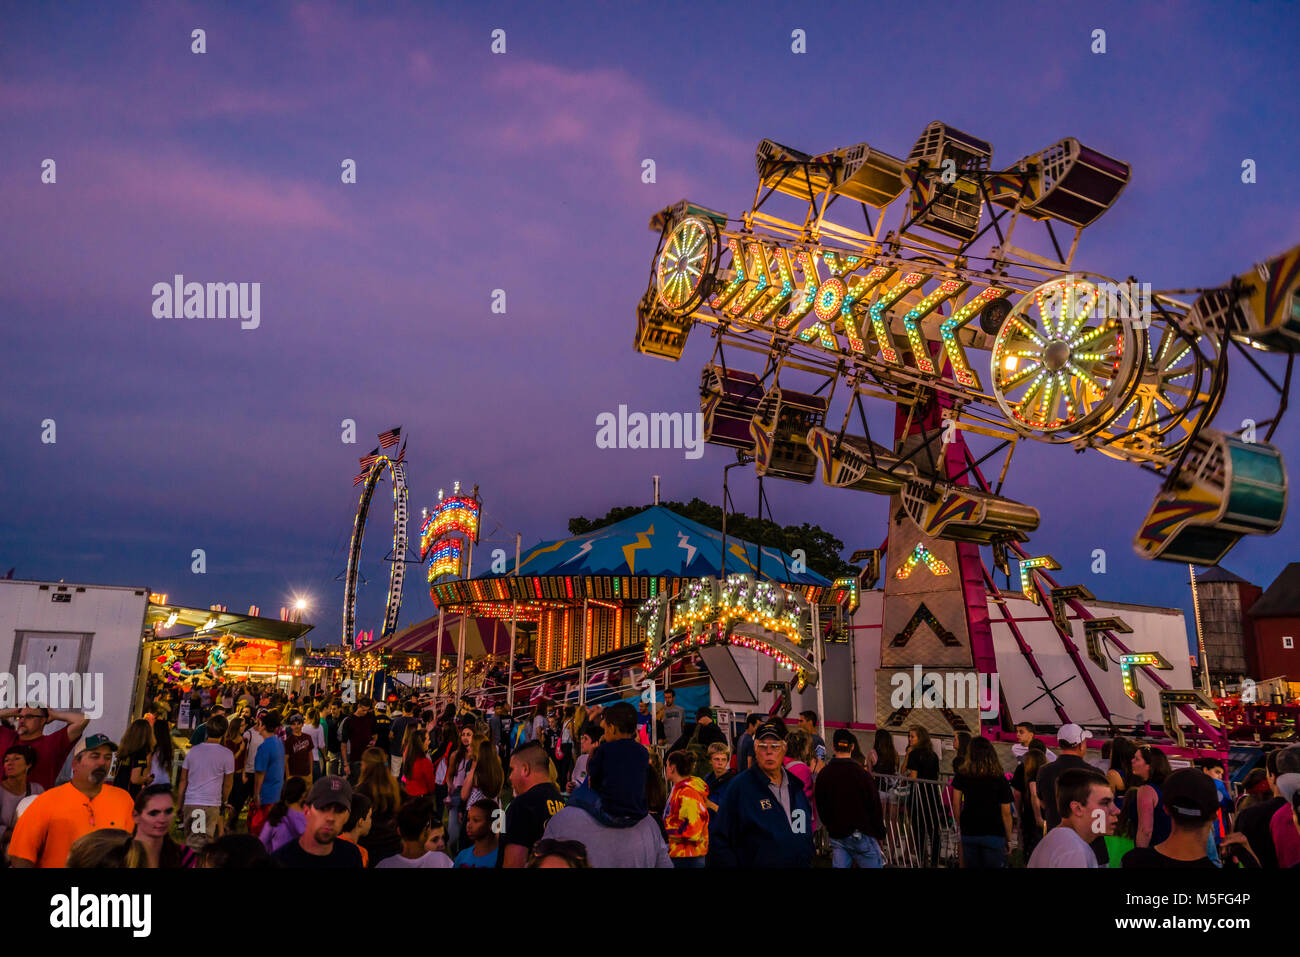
[0,0,1297,637]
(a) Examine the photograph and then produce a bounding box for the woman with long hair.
[556,707,576,789]
[356,746,402,864]
[132,783,195,868]
[902,726,942,867]
[529,700,548,744]
[951,737,1013,868]
[463,737,503,806]
[446,727,482,855]
[67,829,147,868]
[259,776,308,854]
[221,716,249,828]
[869,728,898,776]
[303,708,326,780]
[114,718,155,797]
[783,730,818,830]
[1020,744,1048,858]
[150,716,174,788]
[1123,745,1174,849]
[1107,736,1138,799]
[646,749,668,839]
[952,731,972,773]
[401,727,438,797]
[431,720,458,820]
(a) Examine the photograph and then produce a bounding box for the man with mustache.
[271,775,363,868]
[6,734,135,867]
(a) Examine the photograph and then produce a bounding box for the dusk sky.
[2,1,1298,647]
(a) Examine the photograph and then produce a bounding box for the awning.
[145,603,313,644]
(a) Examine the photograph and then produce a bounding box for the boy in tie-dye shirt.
[665,750,710,867]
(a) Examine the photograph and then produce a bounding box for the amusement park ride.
[634,122,1300,750]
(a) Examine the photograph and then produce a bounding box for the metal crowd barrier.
[872,771,959,868]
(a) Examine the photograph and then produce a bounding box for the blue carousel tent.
[428,505,831,609]
[513,505,831,585]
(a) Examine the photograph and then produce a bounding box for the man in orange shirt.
[6,734,135,868]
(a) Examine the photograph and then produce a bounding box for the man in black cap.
[1122,768,1253,868]
[815,729,886,867]
[710,718,813,868]
[272,775,363,868]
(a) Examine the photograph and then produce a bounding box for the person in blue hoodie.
[710,718,813,868]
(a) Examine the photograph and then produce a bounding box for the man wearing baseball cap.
[1122,768,1244,868]
[272,775,363,868]
[815,729,886,867]
[710,718,813,868]
[1034,724,1094,833]
[6,734,134,867]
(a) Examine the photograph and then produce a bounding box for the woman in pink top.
[783,730,818,832]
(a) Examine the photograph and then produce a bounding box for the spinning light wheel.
[1095,313,1224,462]
[656,216,718,316]
[990,275,1140,441]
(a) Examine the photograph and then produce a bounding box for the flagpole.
[507,533,519,714]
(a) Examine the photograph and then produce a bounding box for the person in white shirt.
[178,714,236,849]
[303,709,326,780]
[376,797,453,868]
[1027,767,1117,868]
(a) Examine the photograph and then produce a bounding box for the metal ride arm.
[963,455,1224,746]
[641,121,1297,567]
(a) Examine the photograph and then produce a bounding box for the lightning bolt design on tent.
[622,525,654,573]
[561,537,601,566]
[677,531,698,568]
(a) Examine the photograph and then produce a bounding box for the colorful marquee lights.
[422,482,480,598]
[1119,652,1172,707]
[659,227,1033,388]
[421,495,481,559]
[639,573,814,687]
[426,538,463,582]
[895,543,952,580]
[1018,555,1062,601]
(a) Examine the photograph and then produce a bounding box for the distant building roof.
[1193,566,1250,585]
[1247,563,1300,618]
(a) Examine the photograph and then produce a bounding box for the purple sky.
[2,1,1298,646]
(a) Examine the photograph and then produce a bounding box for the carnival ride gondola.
[633,121,1299,750]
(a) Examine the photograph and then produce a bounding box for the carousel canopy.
[371,613,512,657]
[430,505,833,609]
[514,505,831,583]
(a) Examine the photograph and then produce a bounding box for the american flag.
[353,471,368,487]
[358,447,380,469]
[395,438,407,463]
[378,427,401,449]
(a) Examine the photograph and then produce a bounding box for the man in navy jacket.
[710,719,813,868]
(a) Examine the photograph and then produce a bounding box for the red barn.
[1246,563,1300,692]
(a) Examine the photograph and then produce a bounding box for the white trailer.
[0,579,151,784]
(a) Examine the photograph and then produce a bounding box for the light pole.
[721,453,753,579]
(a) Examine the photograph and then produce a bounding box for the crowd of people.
[3,682,1299,870]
